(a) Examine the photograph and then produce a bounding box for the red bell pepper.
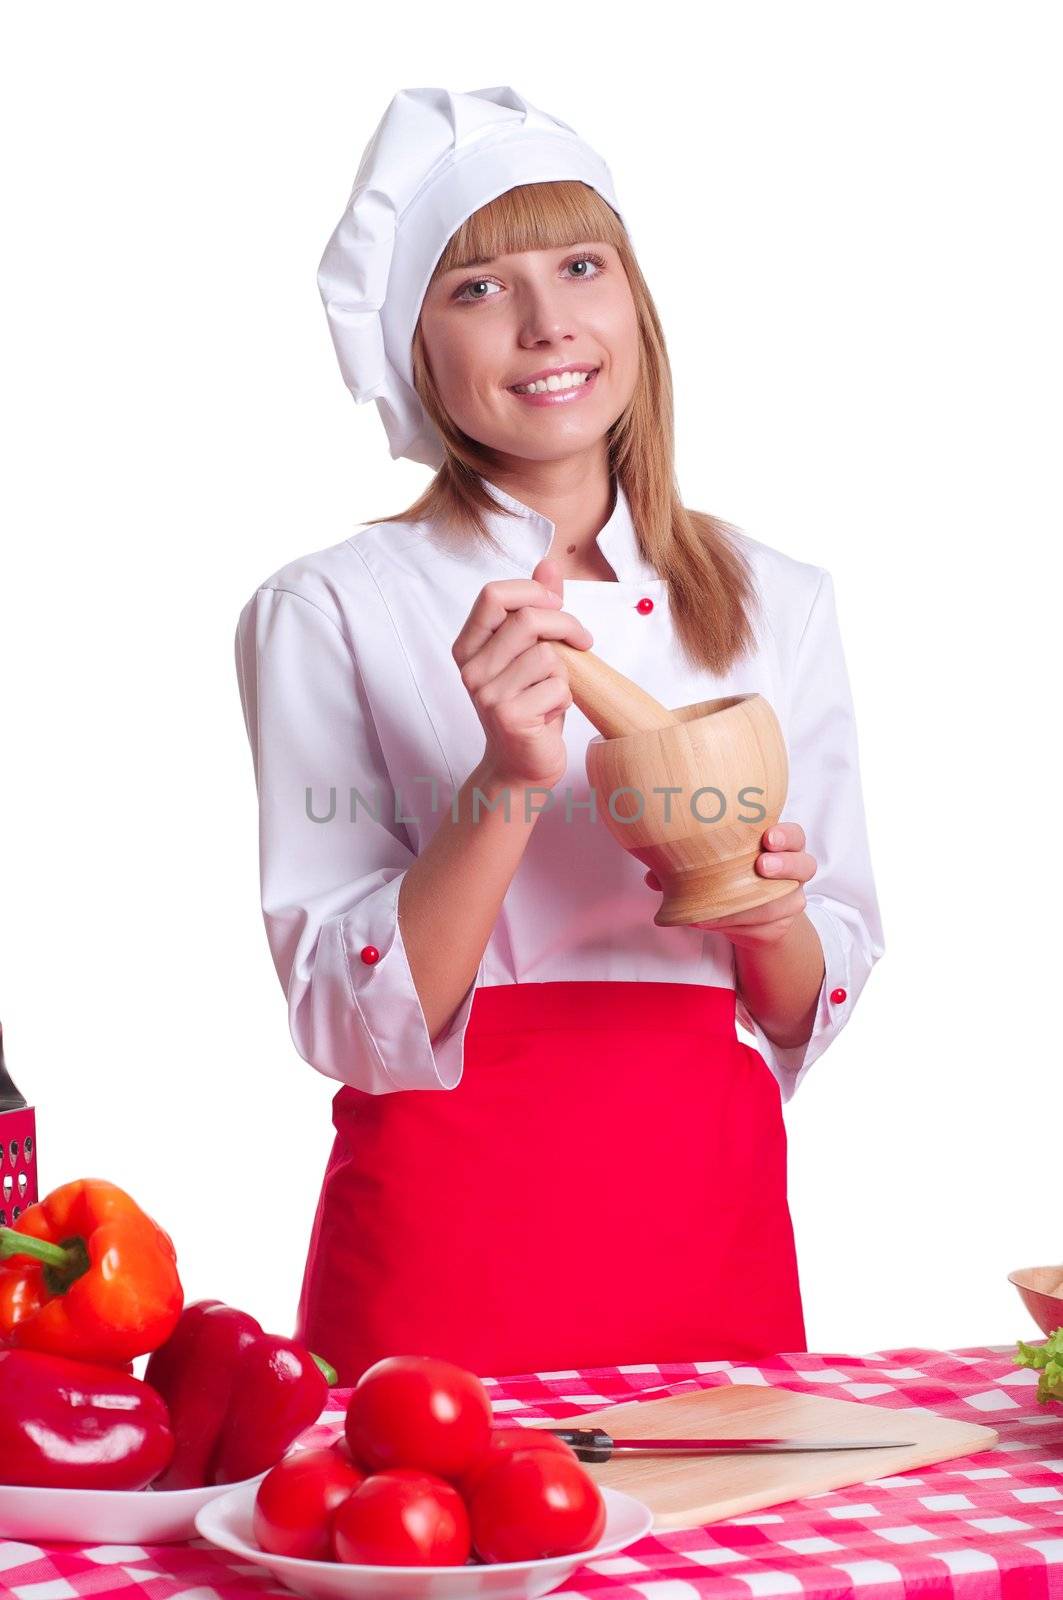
[0,1347,175,1489]
[0,1177,184,1364]
[144,1298,337,1488]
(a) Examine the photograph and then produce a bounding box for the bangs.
[433,180,626,277]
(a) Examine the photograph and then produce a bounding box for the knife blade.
[542,1427,916,1462]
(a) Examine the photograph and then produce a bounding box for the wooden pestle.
[550,641,680,740]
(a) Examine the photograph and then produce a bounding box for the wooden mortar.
[552,641,798,925]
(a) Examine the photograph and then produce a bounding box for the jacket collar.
[477,474,661,585]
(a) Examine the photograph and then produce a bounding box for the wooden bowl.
[585,691,798,926]
[1008,1265,1063,1336]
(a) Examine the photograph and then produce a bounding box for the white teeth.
[512,369,595,395]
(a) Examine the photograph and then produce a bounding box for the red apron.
[294,981,806,1386]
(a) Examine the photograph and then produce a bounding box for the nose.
[516,279,579,350]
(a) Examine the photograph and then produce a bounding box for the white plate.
[0,1472,269,1545]
[195,1477,654,1600]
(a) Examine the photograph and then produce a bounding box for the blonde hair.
[366,180,762,678]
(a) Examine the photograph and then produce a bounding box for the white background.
[2,3,1059,1370]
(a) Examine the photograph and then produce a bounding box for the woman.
[234,86,884,1386]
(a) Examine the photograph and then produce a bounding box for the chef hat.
[316,85,629,468]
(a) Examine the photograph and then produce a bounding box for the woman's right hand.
[452,557,593,791]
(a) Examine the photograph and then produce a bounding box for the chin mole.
[567,544,576,554]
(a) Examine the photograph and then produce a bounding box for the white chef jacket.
[234,477,884,1105]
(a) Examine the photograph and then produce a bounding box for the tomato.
[467,1447,606,1563]
[457,1424,579,1498]
[331,1468,471,1566]
[252,1446,364,1560]
[344,1355,492,1480]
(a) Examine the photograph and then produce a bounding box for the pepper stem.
[312,1352,339,1387]
[0,1226,72,1270]
[0,1228,91,1293]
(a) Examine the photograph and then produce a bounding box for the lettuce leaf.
[1014,1329,1063,1405]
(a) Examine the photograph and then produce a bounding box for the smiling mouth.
[507,368,601,405]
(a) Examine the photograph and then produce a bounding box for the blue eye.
[565,253,607,279]
[454,252,607,304]
[456,278,501,303]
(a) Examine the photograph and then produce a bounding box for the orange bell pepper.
[0,1177,184,1364]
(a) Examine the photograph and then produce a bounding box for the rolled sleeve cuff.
[340,872,482,1092]
[735,900,853,1103]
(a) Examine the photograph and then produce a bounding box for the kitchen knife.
[543,1427,917,1462]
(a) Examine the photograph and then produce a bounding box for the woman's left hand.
[644,821,818,952]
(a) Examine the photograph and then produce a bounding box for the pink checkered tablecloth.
[2,1343,1062,1599]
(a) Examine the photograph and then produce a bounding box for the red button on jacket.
[360,946,380,965]
[636,597,654,614]
[830,987,847,1004]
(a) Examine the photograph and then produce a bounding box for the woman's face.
[417,240,639,463]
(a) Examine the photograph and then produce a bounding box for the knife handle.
[543,1427,613,1463]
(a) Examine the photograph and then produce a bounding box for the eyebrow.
[443,242,605,275]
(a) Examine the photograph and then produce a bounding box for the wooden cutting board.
[522,1384,999,1531]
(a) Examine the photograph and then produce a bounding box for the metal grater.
[0,1020,38,1225]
